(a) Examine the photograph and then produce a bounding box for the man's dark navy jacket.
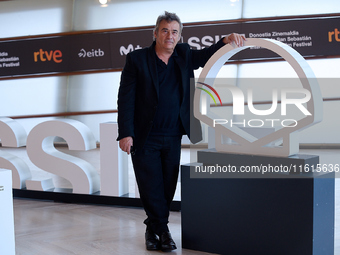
[117,39,226,152]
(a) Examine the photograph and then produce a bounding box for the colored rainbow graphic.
[196,82,222,106]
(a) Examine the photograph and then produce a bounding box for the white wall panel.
[237,59,340,98]
[14,117,62,137]
[308,58,340,78]
[70,113,117,142]
[0,77,67,117]
[0,0,73,38]
[243,0,340,18]
[73,0,242,31]
[67,72,120,112]
[238,61,298,78]
[299,101,340,143]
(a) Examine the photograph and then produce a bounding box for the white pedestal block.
[0,169,16,255]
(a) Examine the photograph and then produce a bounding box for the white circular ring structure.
[194,38,323,156]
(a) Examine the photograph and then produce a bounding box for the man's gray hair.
[153,11,183,40]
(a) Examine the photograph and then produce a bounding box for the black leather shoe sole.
[161,246,177,252]
[146,244,160,251]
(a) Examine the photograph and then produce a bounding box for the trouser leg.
[131,135,182,235]
[161,136,182,209]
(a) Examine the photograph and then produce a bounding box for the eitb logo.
[193,38,323,157]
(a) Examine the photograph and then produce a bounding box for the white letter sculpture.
[27,119,100,194]
[0,118,31,189]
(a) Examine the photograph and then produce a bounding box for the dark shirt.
[150,50,185,136]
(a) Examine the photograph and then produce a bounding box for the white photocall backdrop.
[0,0,340,200]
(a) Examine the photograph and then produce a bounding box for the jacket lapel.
[173,49,187,103]
[147,42,159,99]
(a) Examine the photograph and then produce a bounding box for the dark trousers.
[131,135,182,235]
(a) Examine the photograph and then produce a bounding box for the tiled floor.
[13,198,213,255]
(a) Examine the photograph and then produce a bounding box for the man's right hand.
[119,136,133,155]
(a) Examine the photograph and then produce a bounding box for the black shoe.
[145,230,160,250]
[160,231,177,252]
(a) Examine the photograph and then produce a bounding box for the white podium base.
[0,169,16,255]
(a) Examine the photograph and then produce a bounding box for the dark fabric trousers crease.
[131,134,182,236]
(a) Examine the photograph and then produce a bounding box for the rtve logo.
[328,28,340,42]
[33,49,62,63]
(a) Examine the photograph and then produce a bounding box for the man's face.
[154,20,181,52]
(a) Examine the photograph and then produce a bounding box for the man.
[117,11,245,251]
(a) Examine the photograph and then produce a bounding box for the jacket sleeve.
[117,53,136,141]
[190,37,226,70]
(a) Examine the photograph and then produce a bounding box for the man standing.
[117,11,245,251]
